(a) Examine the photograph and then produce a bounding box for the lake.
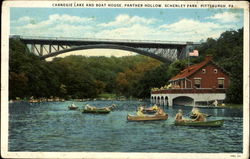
[9,100,243,152]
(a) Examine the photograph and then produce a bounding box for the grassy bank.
[224,104,243,109]
[97,93,118,99]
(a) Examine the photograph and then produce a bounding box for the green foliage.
[167,60,187,78]
[9,72,28,99]
[9,39,163,100]
[115,57,162,97]
[97,93,117,99]
[9,28,243,104]
[133,64,170,98]
[197,28,243,104]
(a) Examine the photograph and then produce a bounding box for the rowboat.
[174,120,224,127]
[189,113,212,119]
[82,108,110,114]
[142,109,157,114]
[68,106,78,110]
[127,114,168,122]
[138,104,159,114]
[106,104,117,111]
[68,103,78,110]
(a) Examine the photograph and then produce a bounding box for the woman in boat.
[175,109,186,122]
[137,106,145,117]
[152,104,159,110]
[192,109,206,122]
[156,108,166,116]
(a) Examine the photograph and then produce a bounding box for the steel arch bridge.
[11,35,200,63]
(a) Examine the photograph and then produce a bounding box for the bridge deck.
[11,35,200,46]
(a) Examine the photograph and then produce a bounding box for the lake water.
[9,100,243,152]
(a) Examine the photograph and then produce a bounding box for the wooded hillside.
[9,28,243,103]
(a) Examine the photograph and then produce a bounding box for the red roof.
[170,56,213,81]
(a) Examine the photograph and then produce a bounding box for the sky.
[10,8,244,58]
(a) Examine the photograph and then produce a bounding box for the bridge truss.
[12,35,200,63]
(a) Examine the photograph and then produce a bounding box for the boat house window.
[214,69,218,74]
[194,78,201,88]
[218,78,224,88]
[202,69,206,74]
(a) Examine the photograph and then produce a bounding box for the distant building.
[151,56,230,106]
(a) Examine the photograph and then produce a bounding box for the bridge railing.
[10,35,200,45]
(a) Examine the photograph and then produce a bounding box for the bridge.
[11,35,200,63]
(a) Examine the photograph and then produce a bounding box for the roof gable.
[169,56,229,81]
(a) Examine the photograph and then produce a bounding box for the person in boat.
[192,109,206,122]
[190,107,199,118]
[156,108,166,116]
[175,109,186,122]
[213,100,218,107]
[104,107,110,111]
[70,103,77,108]
[85,104,96,110]
[107,104,116,110]
[152,104,159,110]
[190,107,210,119]
[137,105,145,111]
[137,106,145,117]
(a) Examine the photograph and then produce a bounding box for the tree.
[197,28,243,104]
[134,64,170,98]
[116,57,162,97]
[9,72,28,99]
[167,60,187,78]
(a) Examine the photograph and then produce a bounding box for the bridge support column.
[40,44,44,56]
[31,44,35,53]
[49,45,52,53]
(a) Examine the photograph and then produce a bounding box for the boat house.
[151,56,230,106]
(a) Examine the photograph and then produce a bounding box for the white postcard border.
[1,1,249,159]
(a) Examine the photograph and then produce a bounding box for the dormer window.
[202,69,206,74]
[214,69,218,74]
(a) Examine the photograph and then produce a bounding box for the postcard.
[1,0,249,159]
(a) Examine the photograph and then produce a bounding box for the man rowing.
[175,108,206,122]
[175,109,187,122]
[190,108,209,120]
[192,108,206,122]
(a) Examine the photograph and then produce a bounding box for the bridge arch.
[165,96,169,106]
[160,96,164,105]
[41,44,172,63]
[157,96,160,105]
[173,96,194,106]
